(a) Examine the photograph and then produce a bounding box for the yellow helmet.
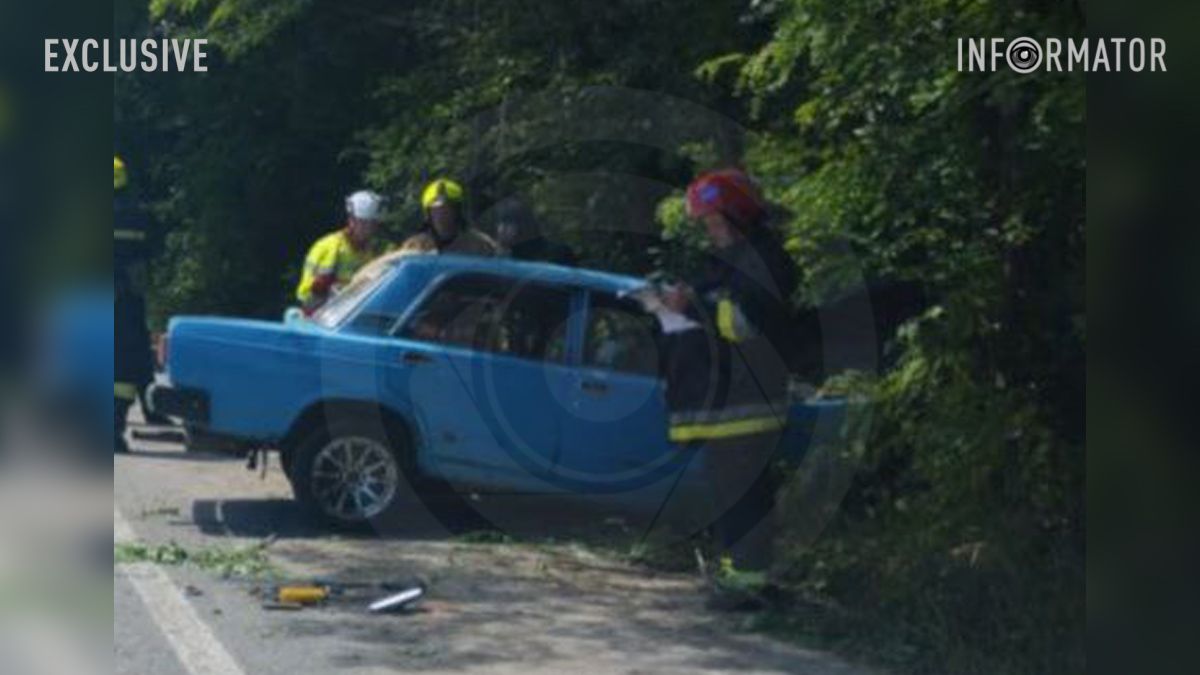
[114,156,128,190]
[420,178,464,212]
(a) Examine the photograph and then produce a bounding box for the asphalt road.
[114,571,190,675]
[114,412,874,674]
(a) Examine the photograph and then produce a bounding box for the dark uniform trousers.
[702,430,783,571]
[114,194,153,453]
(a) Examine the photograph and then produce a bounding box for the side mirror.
[283,307,307,325]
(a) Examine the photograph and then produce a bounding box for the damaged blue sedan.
[150,255,842,528]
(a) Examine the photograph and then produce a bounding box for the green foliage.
[150,0,312,57]
[115,540,279,578]
[708,2,1086,669]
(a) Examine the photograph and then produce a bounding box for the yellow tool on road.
[276,585,329,605]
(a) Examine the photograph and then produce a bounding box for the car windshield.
[311,268,391,328]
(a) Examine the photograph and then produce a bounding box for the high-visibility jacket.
[661,229,799,443]
[295,229,372,309]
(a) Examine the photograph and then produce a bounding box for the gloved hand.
[310,273,335,297]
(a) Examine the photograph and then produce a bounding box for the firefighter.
[351,179,499,285]
[295,190,384,314]
[495,198,577,266]
[114,155,155,454]
[659,168,799,609]
[394,178,499,257]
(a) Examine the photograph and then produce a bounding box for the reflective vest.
[662,232,798,443]
[662,319,790,442]
[295,229,371,308]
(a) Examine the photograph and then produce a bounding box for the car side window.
[583,294,661,377]
[399,274,572,363]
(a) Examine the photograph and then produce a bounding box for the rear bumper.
[147,382,209,424]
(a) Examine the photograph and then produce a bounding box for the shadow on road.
[130,426,187,444]
[192,498,326,539]
[136,449,866,674]
[192,489,702,552]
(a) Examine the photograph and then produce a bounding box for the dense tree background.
[116,0,1085,671]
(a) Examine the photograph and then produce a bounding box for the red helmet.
[685,168,766,228]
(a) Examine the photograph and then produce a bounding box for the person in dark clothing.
[658,168,798,608]
[495,199,577,266]
[114,156,155,453]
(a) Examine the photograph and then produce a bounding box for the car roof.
[387,254,647,295]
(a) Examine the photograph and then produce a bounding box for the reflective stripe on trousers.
[668,415,785,442]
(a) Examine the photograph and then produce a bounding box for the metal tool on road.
[255,578,428,614]
[368,584,425,614]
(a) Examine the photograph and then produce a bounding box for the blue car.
[150,255,843,527]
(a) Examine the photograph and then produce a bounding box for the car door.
[391,272,575,491]
[554,291,682,492]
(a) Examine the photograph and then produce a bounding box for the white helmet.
[345,190,384,221]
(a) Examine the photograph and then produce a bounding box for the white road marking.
[115,507,248,675]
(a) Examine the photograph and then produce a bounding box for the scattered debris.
[140,505,182,519]
[277,585,329,605]
[250,578,429,613]
[114,540,278,578]
[185,584,204,597]
[368,584,426,614]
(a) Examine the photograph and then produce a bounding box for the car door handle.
[580,380,609,395]
[401,351,433,365]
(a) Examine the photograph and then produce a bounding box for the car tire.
[289,414,416,531]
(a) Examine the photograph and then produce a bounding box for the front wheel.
[290,417,409,530]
